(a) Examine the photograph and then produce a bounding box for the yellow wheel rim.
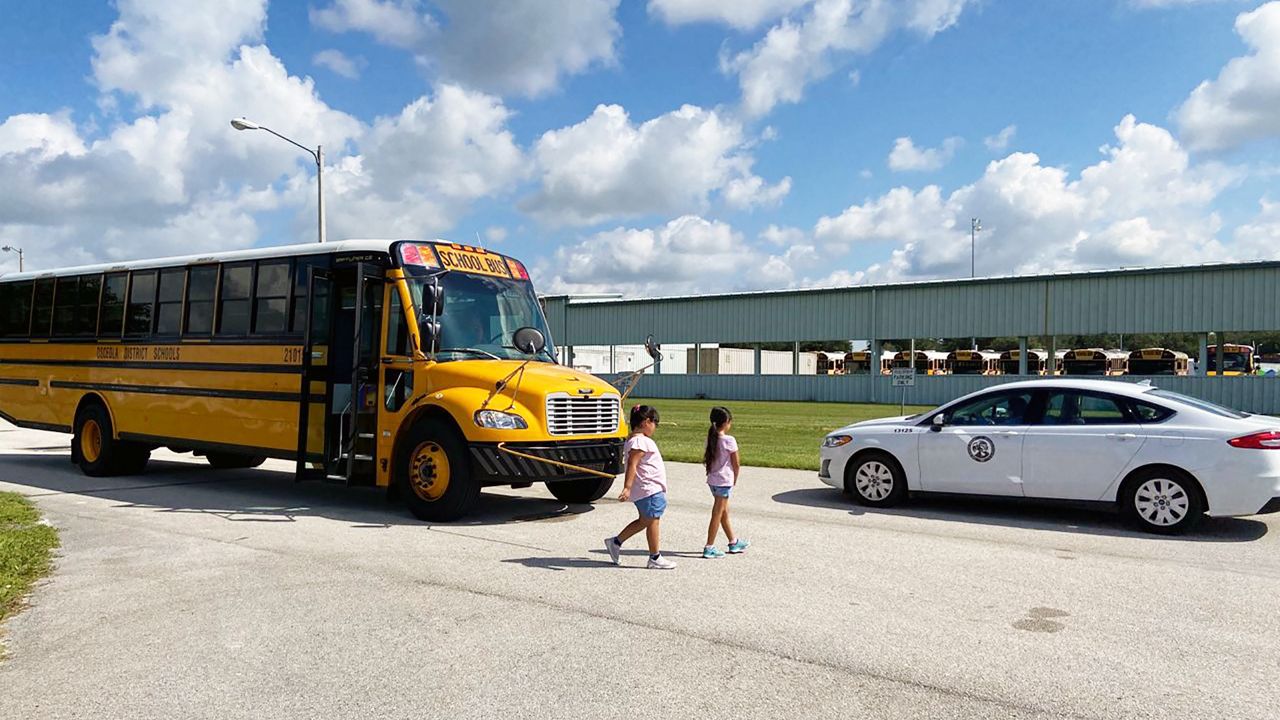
[81,419,103,463]
[410,441,450,502]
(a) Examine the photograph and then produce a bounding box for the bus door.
[377,278,416,487]
[295,266,332,481]
[311,263,383,483]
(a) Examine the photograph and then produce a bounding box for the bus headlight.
[822,435,852,448]
[474,410,529,430]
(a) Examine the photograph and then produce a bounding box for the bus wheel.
[547,477,614,504]
[205,452,267,470]
[74,404,146,477]
[397,420,479,522]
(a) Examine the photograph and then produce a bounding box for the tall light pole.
[1,245,23,272]
[970,217,982,278]
[230,118,326,244]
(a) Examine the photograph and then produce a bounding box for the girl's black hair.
[629,404,659,431]
[703,406,733,473]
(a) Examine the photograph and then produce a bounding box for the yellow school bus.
[891,350,949,375]
[0,240,626,521]
[1127,348,1190,376]
[1206,343,1256,376]
[1061,348,1129,376]
[997,349,1054,376]
[947,349,1000,375]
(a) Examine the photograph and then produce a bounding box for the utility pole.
[1,245,22,272]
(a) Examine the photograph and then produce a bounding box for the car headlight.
[474,410,528,430]
[822,435,852,448]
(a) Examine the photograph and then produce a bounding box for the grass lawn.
[630,397,934,471]
[0,492,59,639]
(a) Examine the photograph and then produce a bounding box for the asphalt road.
[1,421,1278,720]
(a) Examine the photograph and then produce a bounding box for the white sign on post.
[891,367,916,387]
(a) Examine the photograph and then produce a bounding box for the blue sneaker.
[702,545,725,559]
[727,539,750,554]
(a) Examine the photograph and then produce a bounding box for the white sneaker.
[604,537,621,566]
[646,555,677,570]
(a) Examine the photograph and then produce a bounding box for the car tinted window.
[947,391,1034,426]
[1148,389,1249,419]
[1042,391,1129,425]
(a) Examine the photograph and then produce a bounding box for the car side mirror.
[644,334,662,361]
[931,414,947,431]
[512,326,546,355]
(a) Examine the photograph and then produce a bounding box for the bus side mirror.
[931,414,947,431]
[644,334,662,361]
[420,320,441,353]
[423,278,445,317]
[513,327,546,355]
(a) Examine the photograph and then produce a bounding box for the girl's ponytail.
[703,406,733,473]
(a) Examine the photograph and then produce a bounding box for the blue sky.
[2,0,1279,296]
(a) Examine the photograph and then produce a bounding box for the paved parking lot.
[1,421,1278,719]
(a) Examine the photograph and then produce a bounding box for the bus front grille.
[545,393,620,436]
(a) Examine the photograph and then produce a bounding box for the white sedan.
[819,379,1280,534]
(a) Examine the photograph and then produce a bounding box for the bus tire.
[206,452,267,470]
[397,419,479,522]
[546,476,614,504]
[73,403,142,477]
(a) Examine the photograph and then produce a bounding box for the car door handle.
[1106,433,1138,441]
[992,430,1020,436]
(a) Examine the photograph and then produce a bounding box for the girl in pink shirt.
[603,405,675,570]
[703,406,748,558]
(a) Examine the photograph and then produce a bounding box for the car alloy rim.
[854,461,894,500]
[1134,477,1190,526]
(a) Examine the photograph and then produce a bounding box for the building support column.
[1018,336,1029,376]
[693,343,701,375]
[1049,336,1057,375]
[1197,333,1209,377]
[792,342,800,375]
[1215,334,1225,377]
[753,344,762,376]
[563,345,574,369]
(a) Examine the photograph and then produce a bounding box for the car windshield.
[407,273,555,362]
[1147,389,1249,419]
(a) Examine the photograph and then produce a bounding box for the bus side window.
[125,271,157,337]
[292,257,329,336]
[218,263,253,336]
[52,276,79,336]
[99,273,127,339]
[155,269,185,336]
[31,279,54,338]
[184,266,217,336]
[0,281,33,337]
[254,259,290,335]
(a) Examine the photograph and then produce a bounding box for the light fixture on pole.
[970,217,982,278]
[1,245,23,272]
[230,117,326,244]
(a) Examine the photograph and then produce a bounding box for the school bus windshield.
[407,274,554,362]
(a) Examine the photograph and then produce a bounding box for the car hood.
[833,414,918,433]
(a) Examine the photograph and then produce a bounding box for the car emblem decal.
[967,436,995,463]
[577,387,594,394]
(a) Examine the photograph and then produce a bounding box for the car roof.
[971,378,1158,398]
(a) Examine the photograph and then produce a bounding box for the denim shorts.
[708,485,732,499]
[634,491,667,519]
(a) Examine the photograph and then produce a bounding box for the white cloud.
[817,115,1237,281]
[313,49,364,79]
[1232,198,1280,260]
[648,0,812,30]
[887,136,962,172]
[983,124,1016,152]
[311,0,621,98]
[522,103,789,226]
[310,0,432,49]
[0,0,526,272]
[760,224,807,246]
[537,215,822,296]
[724,0,975,116]
[1176,2,1280,152]
[484,226,508,243]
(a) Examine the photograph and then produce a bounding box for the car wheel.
[1122,468,1204,535]
[396,419,479,522]
[546,476,614,504]
[846,452,907,508]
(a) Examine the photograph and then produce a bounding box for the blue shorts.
[709,485,732,499]
[634,492,667,519]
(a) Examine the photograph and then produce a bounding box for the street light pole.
[970,217,981,278]
[1,245,22,272]
[230,118,326,244]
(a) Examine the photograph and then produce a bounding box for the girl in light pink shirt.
[703,406,748,558]
[603,405,675,570]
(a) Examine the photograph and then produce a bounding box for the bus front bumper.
[469,438,624,484]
